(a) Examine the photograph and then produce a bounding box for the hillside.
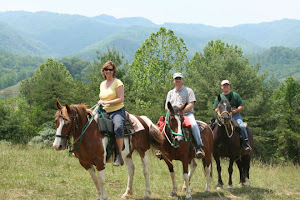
[0,11,299,59]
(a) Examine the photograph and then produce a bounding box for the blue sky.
[0,0,299,27]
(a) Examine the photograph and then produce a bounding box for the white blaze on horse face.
[175,115,182,135]
[53,118,64,150]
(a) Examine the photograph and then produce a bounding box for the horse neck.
[71,106,89,139]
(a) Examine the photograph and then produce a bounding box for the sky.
[0,0,300,27]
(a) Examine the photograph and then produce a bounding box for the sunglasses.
[104,68,114,71]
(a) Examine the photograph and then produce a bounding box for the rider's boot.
[196,145,205,159]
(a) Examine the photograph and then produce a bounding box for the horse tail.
[139,116,164,150]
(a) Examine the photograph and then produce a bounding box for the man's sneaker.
[243,146,252,155]
[155,151,163,160]
[196,149,205,159]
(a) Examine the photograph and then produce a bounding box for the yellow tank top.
[99,78,124,113]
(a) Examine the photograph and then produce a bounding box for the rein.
[66,105,100,153]
[217,110,234,138]
[163,110,187,148]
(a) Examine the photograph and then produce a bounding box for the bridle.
[163,110,187,148]
[55,108,79,146]
[217,109,234,138]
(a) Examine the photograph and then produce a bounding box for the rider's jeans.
[186,113,204,148]
[232,113,248,141]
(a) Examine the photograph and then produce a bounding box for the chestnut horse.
[212,96,253,190]
[159,102,214,199]
[53,101,163,200]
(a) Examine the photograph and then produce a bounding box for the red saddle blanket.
[156,116,191,132]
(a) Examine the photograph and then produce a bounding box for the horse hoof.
[216,185,223,190]
[144,197,150,200]
[205,189,210,193]
[227,185,233,190]
[169,192,177,197]
[238,183,243,187]
[185,197,192,200]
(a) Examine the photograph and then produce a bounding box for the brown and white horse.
[53,101,163,200]
[159,102,214,199]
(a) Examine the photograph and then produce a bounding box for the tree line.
[0,27,299,164]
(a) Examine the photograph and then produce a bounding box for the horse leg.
[87,167,106,200]
[182,159,197,192]
[228,158,234,189]
[140,150,151,200]
[182,162,192,200]
[215,156,223,190]
[243,156,251,187]
[122,138,134,199]
[164,159,177,197]
[202,159,212,193]
[235,159,244,187]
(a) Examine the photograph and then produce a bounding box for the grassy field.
[1,143,300,200]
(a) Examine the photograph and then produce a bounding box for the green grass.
[1,143,299,199]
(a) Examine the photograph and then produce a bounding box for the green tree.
[127,27,188,120]
[270,77,300,163]
[185,40,266,122]
[20,58,82,126]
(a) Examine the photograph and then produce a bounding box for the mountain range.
[1,11,300,62]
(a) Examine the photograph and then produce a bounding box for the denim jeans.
[232,113,248,140]
[108,107,125,138]
[186,113,204,147]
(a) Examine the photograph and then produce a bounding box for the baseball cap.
[173,72,183,79]
[221,80,230,85]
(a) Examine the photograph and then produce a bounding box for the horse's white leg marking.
[245,178,251,187]
[170,172,177,196]
[53,118,64,150]
[101,137,108,164]
[204,164,212,192]
[183,159,197,191]
[98,169,106,200]
[141,150,151,199]
[87,167,102,199]
[183,173,191,199]
[122,137,134,199]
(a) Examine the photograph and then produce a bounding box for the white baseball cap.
[173,72,183,79]
[221,80,230,85]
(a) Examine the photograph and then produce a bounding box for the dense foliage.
[0,28,299,164]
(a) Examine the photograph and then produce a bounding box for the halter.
[55,108,79,147]
[163,110,187,148]
[217,110,234,138]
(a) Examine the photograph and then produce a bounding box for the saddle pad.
[126,112,145,133]
[156,115,191,132]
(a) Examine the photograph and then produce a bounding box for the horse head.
[217,95,232,125]
[166,102,185,147]
[53,100,78,151]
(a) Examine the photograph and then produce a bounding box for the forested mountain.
[0,11,300,59]
[248,46,300,81]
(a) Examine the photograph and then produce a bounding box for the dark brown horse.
[212,97,253,190]
[159,102,214,199]
[53,101,163,200]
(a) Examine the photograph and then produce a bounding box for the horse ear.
[66,104,71,113]
[217,94,221,102]
[167,102,173,112]
[56,100,62,110]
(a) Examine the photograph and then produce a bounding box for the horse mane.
[55,104,90,121]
